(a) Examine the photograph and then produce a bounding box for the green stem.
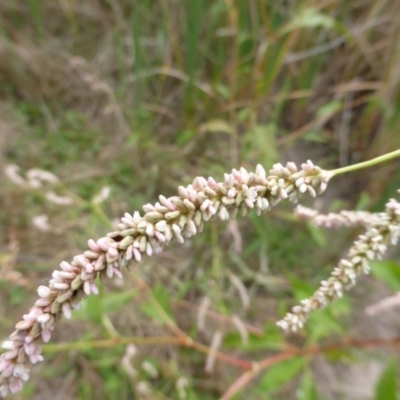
[330,149,400,176]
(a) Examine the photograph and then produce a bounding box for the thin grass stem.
[330,148,400,176]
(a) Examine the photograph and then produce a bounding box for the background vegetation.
[1,1,400,399]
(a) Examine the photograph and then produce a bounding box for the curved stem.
[220,352,293,400]
[42,335,252,369]
[330,148,400,176]
[220,334,400,400]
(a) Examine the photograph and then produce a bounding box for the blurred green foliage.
[0,0,400,399]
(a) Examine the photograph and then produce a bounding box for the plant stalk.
[330,148,400,176]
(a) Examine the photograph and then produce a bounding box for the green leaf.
[374,360,397,400]
[355,191,371,211]
[102,289,138,314]
[288,276,315,301]
[316,100,342,119]
[370,260,400,291]
[237,107,253,123]
[303,131,329,143]
[328,296,351,318]
[307,308,345,342]
[283,8,335,33]
[323,348,356,363]
[140,285,173,322]
[245,123,278,166]
[175,129,196,146]
[305,222,326,247]
[297,370,318,400]
[8,287,27,306]
[198,119,233,135]
[224,322,285,351]
[257,357,305,393]
[215,84,231,99]
[84,291,103,324]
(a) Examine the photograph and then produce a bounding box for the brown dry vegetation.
[1,1,400,399]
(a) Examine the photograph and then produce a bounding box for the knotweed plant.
[1,150,400,397]
[277,197,400,331]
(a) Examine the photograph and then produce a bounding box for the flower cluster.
[4,165,60,189]
[0,161,329,397]
[277,196,400,332]
[295,205,373,228]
